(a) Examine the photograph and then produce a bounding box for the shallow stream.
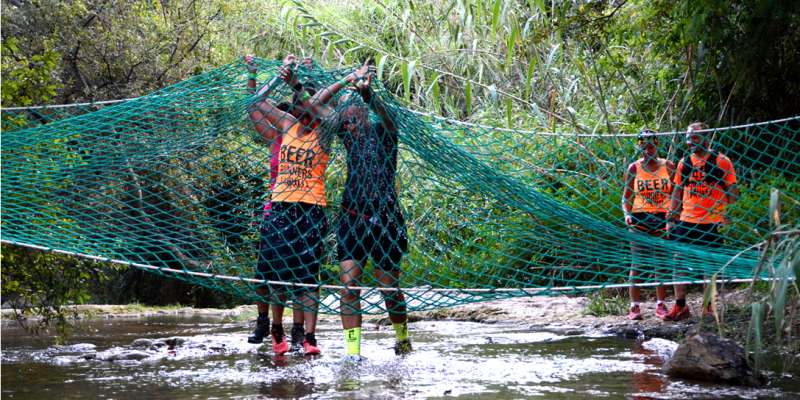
[2,315,799,399]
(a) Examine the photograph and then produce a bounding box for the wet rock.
[70,343,97,351]
[564,329,582,336]
[604,322,687,341]
[96,349,155,362]
[662,328,763,387]
[164,337,189,347]
[642,338,678,357]
[49,343,97,352]
[131,339,155,348]
[609,325,641,339]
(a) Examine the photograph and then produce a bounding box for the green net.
[1,58,798,315]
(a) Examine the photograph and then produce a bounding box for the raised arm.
[301,60,374,119]
[244,54,296,135]
[354,71,397,133]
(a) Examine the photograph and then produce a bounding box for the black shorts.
[256,202,328,292]
[628,212,668,234]
[336,209,408,272]
[672,221,723,248]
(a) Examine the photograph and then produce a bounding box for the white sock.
[631,302,639,308]
[657,300,665,305]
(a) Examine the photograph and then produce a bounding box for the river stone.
[131,339,155,347]
[661,328,762,386]
[97,350,155,362]
[164,337,189,347]
[642,338,678,357]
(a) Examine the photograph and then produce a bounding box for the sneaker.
[290,325,305,352]
[394,338,412,355]
[247,316,270,344]
[655,303,669,318]
[704,305,715,316]
[347,354,363,362]
[661,304,691,322]
[302,333,321,356]
[628,305,643,320]
[271,325,289,355]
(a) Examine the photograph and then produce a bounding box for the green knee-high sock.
[344,327,361,354]
[392,321,409,341]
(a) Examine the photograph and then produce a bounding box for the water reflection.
[629,341,669,400]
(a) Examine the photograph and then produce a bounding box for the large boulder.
[662,328,763,387]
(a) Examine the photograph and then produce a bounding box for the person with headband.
[621,130,676,320]
[327,66,412,362]
[662,122,739,321]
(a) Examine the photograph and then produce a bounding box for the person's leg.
[337,212,368,358]
[374,215,411,354]
[299,291,319,334]
[267,286,289,354]
[267,202,296,354]
[628,228,643,320]
[664,221,692,321]
[270,290,287,325]
[294,204,327,355]
[376,269,406,324]
[248,288,271,344]
[646,227,669,316]
[700,223,724,314]
[289,302,306,350]
[340,259,364,357]
[250,215,274,344]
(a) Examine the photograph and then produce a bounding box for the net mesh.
[2,58,798,314]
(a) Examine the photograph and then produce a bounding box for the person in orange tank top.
[621,130,676,321]
[662,122,739,322]
[243,54,316,350]
[243,54,373,356]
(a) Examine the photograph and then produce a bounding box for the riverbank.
[2,292,730,341]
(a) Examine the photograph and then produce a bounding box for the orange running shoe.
[661,304,691,322]
[704,304,715,316]
[271,326,289,355]
[628,305,643,320]
[302,338,321,356]
[655,303,669,318]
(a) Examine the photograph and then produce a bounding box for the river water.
[2,315,799,399]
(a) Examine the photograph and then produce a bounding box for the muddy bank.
[1,293,723,340]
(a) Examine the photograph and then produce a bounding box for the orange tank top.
[632,158,671,214]
[271,124,329,206]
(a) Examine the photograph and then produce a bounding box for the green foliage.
[0,244,105,341]
[1,0,246,104]
[744,190,800,373]
[580,290,628,317]
[0,39,61,107]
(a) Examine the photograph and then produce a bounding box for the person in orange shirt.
[244,55,315,351]
[663,122,739,322]
[243,54,372,355]
[621,130,676,320]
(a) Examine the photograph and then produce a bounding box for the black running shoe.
[290,325,305,351]
[247,316,270,344]
[394,338,412,355]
